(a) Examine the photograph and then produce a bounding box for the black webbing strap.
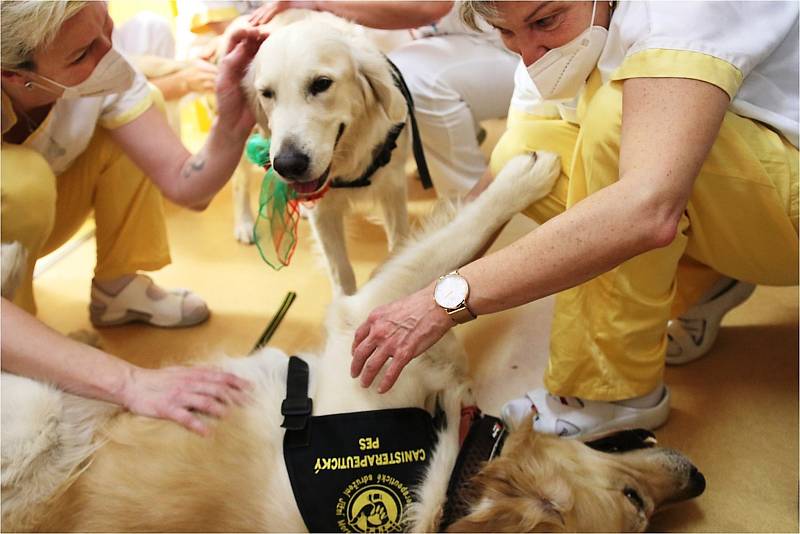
[330,123,406,189]
[385,57,434,190]
[281,356,313,447]
[252,291,297,353]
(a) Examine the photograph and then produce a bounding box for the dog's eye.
[623,486,644,510]
[261,88,274,99]
[309,77,333,96]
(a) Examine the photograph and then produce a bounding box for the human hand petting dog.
[2,294,254,438]
[214,24,268,137]
[351,284,454,393]
[249,1,314,26]
[120,365,252,436]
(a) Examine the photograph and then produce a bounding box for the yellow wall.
[108,0,177,28]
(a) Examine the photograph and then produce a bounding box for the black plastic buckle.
[281,397,312,418]
[281,398,313,432]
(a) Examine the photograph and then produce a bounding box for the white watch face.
[434,274,469,309]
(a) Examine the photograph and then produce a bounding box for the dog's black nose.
[273,144,310,180]
[686,465,706,498]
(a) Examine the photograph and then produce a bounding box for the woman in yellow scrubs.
[350,1,799,440]
[1,2,263,434]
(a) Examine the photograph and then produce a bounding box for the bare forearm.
[113,26,264,211]
[460,180,666,315]
[1,299,132,404]
[168,120,250,210]
[110,107,249,210]
[310,1,452,29]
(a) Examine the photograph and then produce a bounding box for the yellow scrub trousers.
[491,72,799,401]
[1,128,171,315]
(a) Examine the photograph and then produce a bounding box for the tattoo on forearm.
[182,155,206,179]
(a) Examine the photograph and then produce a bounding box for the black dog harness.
[439,410,508,529]
[282,356,439,533]
[330,58,433,191]
[330,123,406,190]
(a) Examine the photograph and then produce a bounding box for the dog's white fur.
[0,152,561,532]
[1,243,114,530]
[0,374,116,531]
[243,13,413,295]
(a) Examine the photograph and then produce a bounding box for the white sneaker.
[500,386,670,441]
[666,278,756,365]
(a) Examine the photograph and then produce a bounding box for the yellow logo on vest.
[336,474,413,533]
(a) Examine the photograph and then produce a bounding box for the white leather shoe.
[501,386,670,441]
[90,275,209,328]
[666,278,756,365]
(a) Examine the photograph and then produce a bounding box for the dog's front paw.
[234,219,256,245]
[1,241,28,299]
[492,152,562,213]
[530,150,562,192]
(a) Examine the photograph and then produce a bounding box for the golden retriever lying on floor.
[1,153,704,532]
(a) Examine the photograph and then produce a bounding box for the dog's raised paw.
[492,152,561,213]
[530,151,562,190]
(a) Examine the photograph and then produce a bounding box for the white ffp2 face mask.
[28,48,135,99]
[526,0,608,101]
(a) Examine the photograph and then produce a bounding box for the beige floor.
[33,139,798,532]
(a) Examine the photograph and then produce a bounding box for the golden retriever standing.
[244,13,414,295]
[229,11,412,248]
[1,153,704,532]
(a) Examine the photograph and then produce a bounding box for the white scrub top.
[511,1,799,147]
[1,57,153,175]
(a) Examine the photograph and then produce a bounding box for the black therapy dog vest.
[282,357,438,533]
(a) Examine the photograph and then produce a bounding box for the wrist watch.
[433,270,476,324]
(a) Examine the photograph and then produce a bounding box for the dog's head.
[244,13,406,197]
[449,423,705,532]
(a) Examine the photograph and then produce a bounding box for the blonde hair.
[459,0,499,32]
[1,0,89,69]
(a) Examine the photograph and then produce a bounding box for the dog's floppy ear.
[241,63,271,138]
[446,497,566,532]
[352,45,407,124]
[446,421,572,531]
